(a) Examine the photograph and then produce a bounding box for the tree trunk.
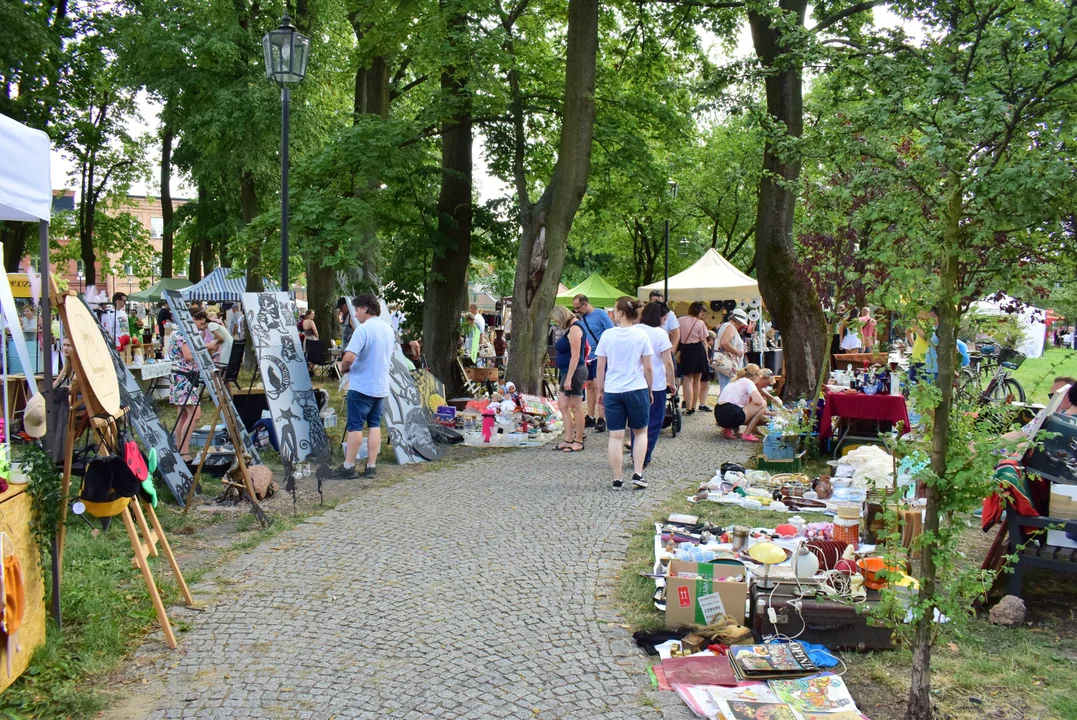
[240,171,262,371]
[1,223,30,273]
[160,123,174,278]
[188,184,207,282]
[749,0,827,399]
[200,232,216,277]
[423,10,473,395]
[505,0,599,394]
[308,259,338,345]
[81,159,98,287]
[905,178,962,720]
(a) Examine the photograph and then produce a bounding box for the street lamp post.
[663,180,678,301]
[262,14,310,294]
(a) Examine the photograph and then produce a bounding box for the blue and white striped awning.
[180,268,280,302]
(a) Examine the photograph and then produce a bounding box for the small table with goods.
[819,390,911,457]
[128,360,173,399]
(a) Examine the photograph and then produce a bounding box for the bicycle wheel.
[955,368,980,404]
[1004,378,1025,403]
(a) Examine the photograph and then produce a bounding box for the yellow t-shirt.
[911,332,929,362]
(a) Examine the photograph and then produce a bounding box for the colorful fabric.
[167,334,200,406]
[981,460,1043,531]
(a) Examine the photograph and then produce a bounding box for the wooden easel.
[182,368,265,525]
[54,289,193,650]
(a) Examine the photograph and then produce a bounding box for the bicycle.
[977,346,1026,404]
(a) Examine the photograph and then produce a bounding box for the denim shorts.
[347,390,384,431]
[603,389,650,431]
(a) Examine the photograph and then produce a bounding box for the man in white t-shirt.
[337,294,397,480]
[469,303,486,335]
[101,292,130,344]
[648,290,680,353]
[595,300,654,490]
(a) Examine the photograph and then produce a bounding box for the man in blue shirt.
[573,293,615,433]
[337,294,396,479]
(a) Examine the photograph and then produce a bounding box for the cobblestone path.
[129,413,748,719]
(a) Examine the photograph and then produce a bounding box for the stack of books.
[727,642,821,682]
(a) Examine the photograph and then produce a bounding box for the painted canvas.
[243,292,331,494]
[164,291,260,463]
[78,297,195,505]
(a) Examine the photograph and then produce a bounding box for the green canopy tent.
[555,273,630,309]
[127,277,193,303]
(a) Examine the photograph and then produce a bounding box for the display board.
[102,321,195,505]
[384,354,440,464]
[243,291,331,474]
[164,291,260,463]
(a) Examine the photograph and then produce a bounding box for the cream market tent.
[637,248,759,303]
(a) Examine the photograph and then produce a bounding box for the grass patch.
[1009,348,1077,404]
[617,477,1077,720]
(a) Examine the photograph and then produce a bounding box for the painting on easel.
[243,291,331,498]
[164,291,260,463]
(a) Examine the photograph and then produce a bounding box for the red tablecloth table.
[819,391,911,441]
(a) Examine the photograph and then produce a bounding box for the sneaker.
[364,465,377,479]
[685,409,696,416]
[632,473,648,489]
[596,417,607,433]
[585,416,596,428]
[612,478,624,489]
[333,465,359,479]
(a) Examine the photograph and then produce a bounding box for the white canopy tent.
[0,113,53,392]
[637,248,759,302]
[0,113,57,622]
[971,295,1047,359]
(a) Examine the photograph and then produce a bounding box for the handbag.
[712,323,740,378]
[81,454,141,503]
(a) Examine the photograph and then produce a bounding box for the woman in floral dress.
[168,331,201,461]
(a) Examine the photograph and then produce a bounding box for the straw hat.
[23,393,46,438]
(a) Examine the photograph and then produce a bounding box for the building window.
[124,264,134,276]
[28,257,40,272]
[76,260,84,275]
[150,217,163,238]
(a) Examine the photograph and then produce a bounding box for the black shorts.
[713,402,746,429]
[559,364,588,397]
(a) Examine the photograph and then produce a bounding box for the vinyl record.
[738,299,749,309]
[749,298,762,308]
[710,300,724,312]
[748,309,761,321]
[723,299,737,312]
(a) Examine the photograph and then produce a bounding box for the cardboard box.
[1049,483,1077,520]
[665,559,748,629]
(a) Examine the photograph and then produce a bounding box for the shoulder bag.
[712,322,740,378]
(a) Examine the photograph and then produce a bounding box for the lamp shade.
[262,15,310,84]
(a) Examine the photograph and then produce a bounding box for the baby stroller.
[663,386,682,438]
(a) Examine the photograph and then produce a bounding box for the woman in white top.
[634,301,676,468]
[715,309,748,391]
[595,297,654,490]
[713,363,767,442]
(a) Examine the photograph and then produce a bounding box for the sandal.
[561,442,585,453]
[721,428,737,440]
[741,433,760,442]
